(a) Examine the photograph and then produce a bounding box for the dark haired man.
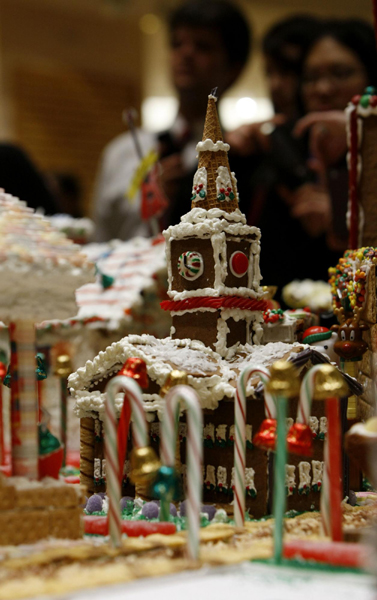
[93,0,251,242]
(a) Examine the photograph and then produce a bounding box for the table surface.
[43,560,375,600]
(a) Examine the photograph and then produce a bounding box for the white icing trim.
[312,460,324,486]
[299,461,311,489]
[285,464,296,495]
[196,139,230,153]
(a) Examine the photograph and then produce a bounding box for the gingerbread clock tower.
[161,93,267,357]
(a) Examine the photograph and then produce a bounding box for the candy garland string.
[312,364,348,542]
[235,365,274,527]
[160,384,203,561]
[105,375,148,547]
[348,105,359,249]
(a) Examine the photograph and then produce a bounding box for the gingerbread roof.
[191,93,238,213]
[0,190,94,322]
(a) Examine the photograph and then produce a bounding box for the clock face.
[177,251,204,281]
[229,251,249,278]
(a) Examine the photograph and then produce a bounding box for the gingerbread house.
[70,94,360,518]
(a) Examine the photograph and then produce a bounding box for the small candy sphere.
[141,501,159,519]
[229,251,249,278]
[201,504,216,521]
[179,499,188,517]
[86,494,103,513]
[120,496,134,511]
[178,251,204,281]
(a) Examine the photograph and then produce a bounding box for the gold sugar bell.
[312,364,348,400]
[129,446,161,486]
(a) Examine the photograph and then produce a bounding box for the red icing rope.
[348,106,359,249]
[160,295,268,312]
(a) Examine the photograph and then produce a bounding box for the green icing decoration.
[199,190,206,198]
[151,465,181,502]
[218,193,226,201]
[365,86,376,95]
[215,485,229,495]
[215,439,227,448]
[247,488,257,498]
[204,439,214,449]
[246,440,254,450]
[298,485,310,496]
[190,194,196,201]
[229,192,235,200]
[3,365,11,388]
[38,423,61,455]
[36,354,47,381]
[101,273,115,289]
[360,95,370,108]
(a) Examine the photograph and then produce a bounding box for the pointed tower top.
[191,93,239,212]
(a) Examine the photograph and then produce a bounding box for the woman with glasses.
[249,18,377,299]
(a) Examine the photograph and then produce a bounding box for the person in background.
[93,0,251,242]
[255,19,377,297]
[227,15,322,162]
[45,172,83,217]
[0,143,57,214]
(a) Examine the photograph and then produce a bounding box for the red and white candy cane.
[105,375,148,547]
[234,365,273,527]
[160,385,203,560]
[297,364,324,424]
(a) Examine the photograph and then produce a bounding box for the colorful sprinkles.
[328,247,377,311]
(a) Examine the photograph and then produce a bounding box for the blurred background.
[0,0,371,216]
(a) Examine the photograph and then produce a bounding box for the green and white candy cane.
[160,384,203,560]
[298,364,324,424]
[104,376,148,548]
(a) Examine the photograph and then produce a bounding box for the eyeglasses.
[302,66,366,87]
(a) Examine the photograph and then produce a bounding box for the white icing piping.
[196,139,230,154]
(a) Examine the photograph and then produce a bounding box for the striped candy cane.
[321,397,342,541]
[160,385,203,561]
[235,365,274,527]
[105,375,148,547]
[321,428,331,537]
[297,364,324,424]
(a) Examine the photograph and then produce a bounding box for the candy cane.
[160,385,203,560]
[234,365,274,527]
[105,375,148,547]
[297,364,324,424]
[321,429,331,537]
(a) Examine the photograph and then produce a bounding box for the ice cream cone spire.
[191,91,239,212]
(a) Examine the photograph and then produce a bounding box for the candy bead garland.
[104,375,148,548]
[177,251,204,281]
[159,382,203,561]
[235,364,275,527]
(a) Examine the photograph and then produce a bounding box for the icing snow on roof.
[39,236,168,331]
[0,191,94,322]
[69,334,303,418]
